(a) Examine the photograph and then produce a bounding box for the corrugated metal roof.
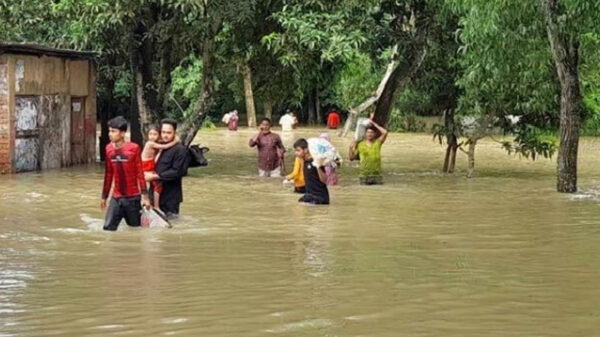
[0,43,96,59]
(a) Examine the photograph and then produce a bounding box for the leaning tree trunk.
[264,100,273,120]
[340,45,398,137]
[243,63,257,128]
[179,18,222,147]
[541,0,581,193]
[373,45,427,127]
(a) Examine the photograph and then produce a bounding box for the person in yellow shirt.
[285,155,306,193]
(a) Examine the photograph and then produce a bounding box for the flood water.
[2,128,600,336]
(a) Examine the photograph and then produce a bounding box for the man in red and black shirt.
[101,116,151,231]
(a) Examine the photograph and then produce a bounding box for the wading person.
[327,109,341,129]
[145,119,188,219]
[285,152,306,193]
[101,116,151,231]
[249,118,285,177]
[293,138,330,205]
[349,119,388,185]
[141,124,179,210]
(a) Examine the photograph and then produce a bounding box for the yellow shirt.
[286,157,305,187]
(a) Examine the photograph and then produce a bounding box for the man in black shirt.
[293,138,330,205]
[146,118,188,218]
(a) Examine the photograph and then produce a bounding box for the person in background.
[249,118,285,177]
[101,116,151,231]
[279,110,294,132]
[293,138,329,205]
[228,110,239,131]
[348,119,388,185]
[285,152,306,193]
[292,112,299,129]
[327,109,341,129]
[319,133,340,186]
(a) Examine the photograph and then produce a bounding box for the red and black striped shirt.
[102,142,147,199]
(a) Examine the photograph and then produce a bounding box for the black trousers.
[298,193,329,205]
[103,196,142,231]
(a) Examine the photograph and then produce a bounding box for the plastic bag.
[307,138,338,166]
[141,208,172,229]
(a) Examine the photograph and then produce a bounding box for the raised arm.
[315,159,329,184]
[370,120,388,144]
[149,136,180,150]
[249,133,260,147]
[349,141,359,161]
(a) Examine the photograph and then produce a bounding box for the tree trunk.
[442,109,458,173]
[340,46,398,137]
[373,45,427,127]
[264,100,273,120]
[307,90,316,125]
[466,140,477,178]
[179,17,222,147]
[157,38,173,118]
[132,22,158,139]
[129,40,143,146]
[99,77,116,161]
[315,88,321,125]
[541,0,581,193]
[448,137,458,173]
[243,63,257,128]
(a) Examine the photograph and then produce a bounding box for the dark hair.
[107,116,128,132]
[293,138,308,149]
[260,118,272,126]
[161,118,178,131]
[148,124,160,133]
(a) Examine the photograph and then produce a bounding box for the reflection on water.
[2,128,600,336]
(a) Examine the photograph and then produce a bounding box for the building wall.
[1,53,96,173]
[0,55,11,173]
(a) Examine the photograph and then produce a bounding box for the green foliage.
[388,110,426,133]
[333,53,383,108]
[502,125,558,160]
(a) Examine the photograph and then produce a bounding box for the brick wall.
[0,58,9,173]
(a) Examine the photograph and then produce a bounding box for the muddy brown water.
[2,128,600,336]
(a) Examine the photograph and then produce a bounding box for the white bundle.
[354,118,371,141]
[307,137,338,166]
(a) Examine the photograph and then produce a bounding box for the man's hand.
[100,199,107,210]
[314,157,325,168]
[145,172,159,181]
[141,194,151,210]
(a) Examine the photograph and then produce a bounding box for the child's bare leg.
[154,191,161,210]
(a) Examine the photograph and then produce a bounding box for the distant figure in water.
[101,116,150,231]
[249,118,285,177]
[319,133,340,186]
[349,118,388,185]
[293,138,330,205]
[141,124,179,210]
[279,110,294,132]
[228,110,239,131]
[327,109,341,129]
